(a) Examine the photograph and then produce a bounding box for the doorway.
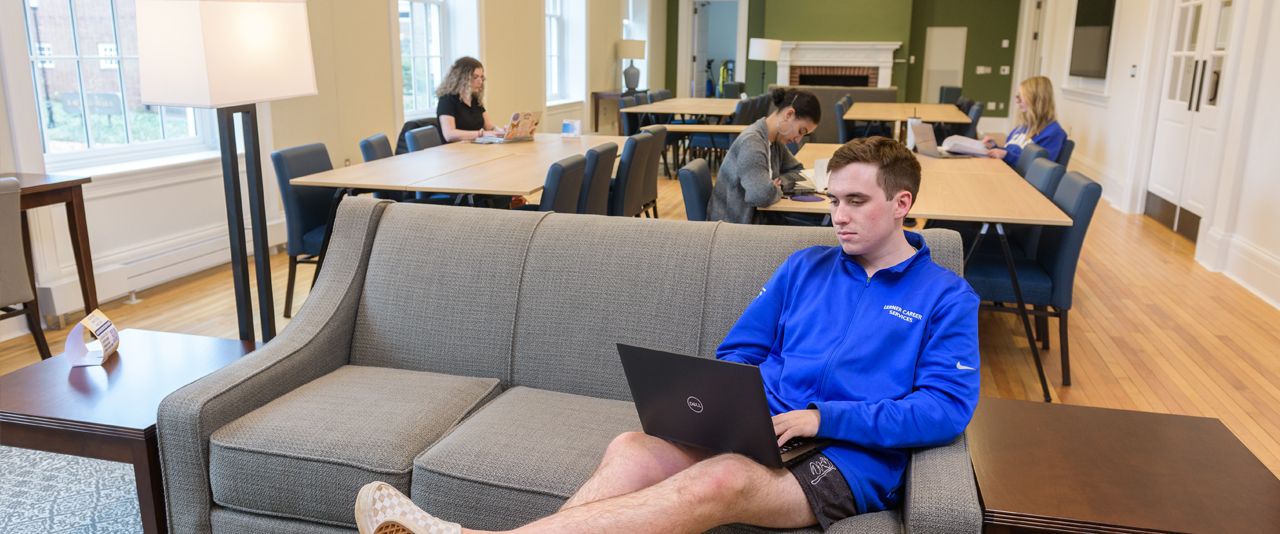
[691,1,738,97]
[922,27,968,104]
[1145,0,1235,243]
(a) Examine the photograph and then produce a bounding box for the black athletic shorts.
[788,453,858,531]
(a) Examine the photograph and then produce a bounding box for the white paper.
[904,117,923,150]
[794,158,830,193]
[66,309,120,367]
[941,135,991,157]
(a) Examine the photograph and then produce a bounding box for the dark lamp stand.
[216,104,275,343]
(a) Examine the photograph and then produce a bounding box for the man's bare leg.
[470,453,817,534]
[560,431,714,511]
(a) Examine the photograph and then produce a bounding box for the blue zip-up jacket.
[716,231,980,514]
[1001,121,1066,166]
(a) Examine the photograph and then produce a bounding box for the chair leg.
[284,255,297,319]
[1059,309,1070,386]
[24,303,52,360]
[1034,305,1049,350]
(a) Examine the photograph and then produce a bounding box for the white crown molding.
[777,41,902,88]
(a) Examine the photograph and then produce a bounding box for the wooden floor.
[4,176,1280,477]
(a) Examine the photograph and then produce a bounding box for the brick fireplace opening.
[790,66,879,87]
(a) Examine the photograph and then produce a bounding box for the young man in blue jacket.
[354,137,981,534]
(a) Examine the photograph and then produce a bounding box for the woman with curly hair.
[436,56,506,142]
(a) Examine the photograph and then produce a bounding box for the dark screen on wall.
[1069,0,1117,79]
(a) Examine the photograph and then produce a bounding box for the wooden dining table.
[844,102,972,141]
[290,133,630,271]
[766,143,1070,400]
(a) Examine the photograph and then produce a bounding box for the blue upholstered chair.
[689,99,749,163]
[609,132,654,217]
[406,126,443,152]
[939,86,963,107]
[518,155,587,213]
[678,159,713,222]
[359,133,393,162]
[271,143,336,318]
[395,118,442,154]
[578,142,619,215]
[961,99,984,139]
[964,171,1102,389]
[618,96,641,136]
[835,94,853,144]
[639,125,666,218]
[1056,138,1075,167]
[1014,142,1049,177]
[973,158,1068,259]
[358,133,408,202]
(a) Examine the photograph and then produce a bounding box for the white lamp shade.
[137,0,318,108]
[748,38,782,62]
[618,39,646,60]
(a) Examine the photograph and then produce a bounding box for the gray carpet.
[0,445,143,533]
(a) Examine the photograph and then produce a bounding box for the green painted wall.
[760,0,913,100]
[906,0,1022,117]
[665,0,679,93]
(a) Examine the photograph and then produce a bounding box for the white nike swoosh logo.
[957,363,976,370]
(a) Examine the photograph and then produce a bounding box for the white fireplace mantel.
[777,41,902,88]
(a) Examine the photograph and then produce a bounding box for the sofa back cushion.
[510,215,718,401]
[349,204,549,384]
[699,224,838,358]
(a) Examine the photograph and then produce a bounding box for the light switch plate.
[988,102,996,110]
[976,66,984,74]
[1002,39,1010,48]
[1000,65,1010,75]
[910,55,915,64]
[999,102,1005,109]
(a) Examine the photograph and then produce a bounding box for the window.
[401,0,447,118]
[622,0,648,88]
[545,0,566,100]
[22,0,205,157]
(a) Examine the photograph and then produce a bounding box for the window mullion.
[107,0,131,144]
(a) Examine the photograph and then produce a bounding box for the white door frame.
[676,0,748,97]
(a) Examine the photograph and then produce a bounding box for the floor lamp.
[748,38,782,94]
[136,0,318,343]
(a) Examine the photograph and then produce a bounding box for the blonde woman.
[436,56,505,142]
[983,76,1066,166]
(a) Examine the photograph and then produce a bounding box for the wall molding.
[1221,233,1280,312]
[1068,153,1123,208]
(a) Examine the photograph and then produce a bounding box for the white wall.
[1214,1,1280,308]
[1038,0,1153,206]
[1038,0,1280,309]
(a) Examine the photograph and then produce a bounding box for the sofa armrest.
[157,197,390,534]
[903,432,981,534]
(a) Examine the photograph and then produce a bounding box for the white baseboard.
[1222,234,1280,311]
[1065,153,1126,211]
[35,218,287,316]
[0,318,31,344]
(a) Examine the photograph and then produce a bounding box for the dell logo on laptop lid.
[687,396,704,413]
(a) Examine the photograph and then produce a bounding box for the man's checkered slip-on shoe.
[355,481,461,534]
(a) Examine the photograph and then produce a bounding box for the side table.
[0,329,258,534]
[6,172,100,316]
[592,89,647,135]
[969,397,1280,533]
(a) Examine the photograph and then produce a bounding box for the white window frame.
[21,0,216,171]
[545,0,567,102]
[400,0,449,120]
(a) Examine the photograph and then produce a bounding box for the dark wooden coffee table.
[968,397,1280,533]
[0,329,257,534]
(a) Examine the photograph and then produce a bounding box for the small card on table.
[66,309,120,367]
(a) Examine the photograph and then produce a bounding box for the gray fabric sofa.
[768,85,898,144]
[158,198,981,534]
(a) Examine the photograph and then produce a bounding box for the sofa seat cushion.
[209,365,500,527]
[412,387,641,531]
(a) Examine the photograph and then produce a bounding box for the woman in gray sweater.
[707,88,822,224]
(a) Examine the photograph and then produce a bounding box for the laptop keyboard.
[779,438,808,454]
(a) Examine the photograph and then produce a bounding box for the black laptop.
[617,344,831,469]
